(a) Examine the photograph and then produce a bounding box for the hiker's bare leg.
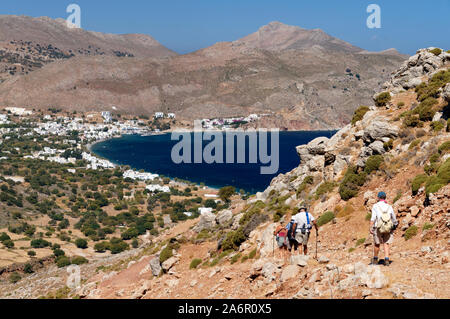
[303,245,308,255]
[374,244,380,258]
[383,243,390,259]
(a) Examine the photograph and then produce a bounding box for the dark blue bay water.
[91,131,336,193]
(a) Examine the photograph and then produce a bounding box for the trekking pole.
[315,229,318,260]
[272,235,275,258]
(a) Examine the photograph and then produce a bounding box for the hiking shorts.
[373,230,393,245]
[295,231,310,245]
[287,238,299,251]
[276,236,287,248]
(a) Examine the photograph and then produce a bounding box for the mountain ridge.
[0,16,408,130]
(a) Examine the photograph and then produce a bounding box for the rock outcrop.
[383,48,450,92]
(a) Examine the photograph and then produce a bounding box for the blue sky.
[2,0,449,54]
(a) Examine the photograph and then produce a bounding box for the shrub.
[316,211,335,227]
[56,256,71,268]
[393,191,402,204]
[364,155,384,174]
[248,248,257,259]
[374,92,391,107]
[430,121,445,132]
[27,250,36,257]
[71,256,88,265]
[425,176,445,195]
[9,272,21,283]
[121,227,139,240]
[403,114,421,127]
[0,232,10,242]
[296,176,314,197]
[412,174,428,195]
[397,101,405,108]
[404,225,418,241]
[429,48,442,56]
[383,139,394,151]
[221,228,246,251]
[336,204,355,218]
[241,255,249,263]
[24,263,34,274]
[315,181,337,198]
[190,258,202,269]
[355,238,366,247]
[159,245,173,263]
[3,239,14,248]
[109,240,129,254]
[429,153,440,164]
[230,253,241,264]
[131,238,139,248]
[53,248,65,257]
[351,106,370,125]
[75,238,88,249]
[422,223,434,231]
[424,159,450,194]
[408,139,421,150]
[239,201,265,225]
[94,242,107,253]
[438,141,450,154]
[339,166,367,201]
[30,238,51,248]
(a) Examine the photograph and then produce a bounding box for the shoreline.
[86,129,339,194]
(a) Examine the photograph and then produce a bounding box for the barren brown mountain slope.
[0,21,406,129]
[0,15,176,82]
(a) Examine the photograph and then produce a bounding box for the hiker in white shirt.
[370,191,398,266]
[292,206,318,256]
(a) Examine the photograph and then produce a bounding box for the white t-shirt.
[293,212,315,231]
[371,201,397,226]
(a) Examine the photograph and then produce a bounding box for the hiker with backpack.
[273,221,288,261]
[291,206,318,256]
[370,191,398,266]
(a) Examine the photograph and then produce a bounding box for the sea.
[91,131,336,194]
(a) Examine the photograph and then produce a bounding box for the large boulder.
[262,262,278,282]
[306,137,329,155]
[442,83,450,102]
[368,140,386,155]
[193,211,216,232]
[162,256,179,271]
[216,210,233,226]
[231,213,244,230]
[363,120,399,143]
[333,155,349,177]
[149,257,161,277]
[258,223,277,257]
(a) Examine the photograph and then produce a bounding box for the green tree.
[75,238,88,249]
[218,186,236,203]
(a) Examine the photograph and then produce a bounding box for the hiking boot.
[371,257,379,265]
[384,259,390,266]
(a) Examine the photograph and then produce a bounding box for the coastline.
[87,129,339,194]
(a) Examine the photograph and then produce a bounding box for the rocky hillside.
[0,15,177,82]
[0,20,406,130]
[1,48,448,299]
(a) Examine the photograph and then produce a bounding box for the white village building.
[146,184,170,193]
